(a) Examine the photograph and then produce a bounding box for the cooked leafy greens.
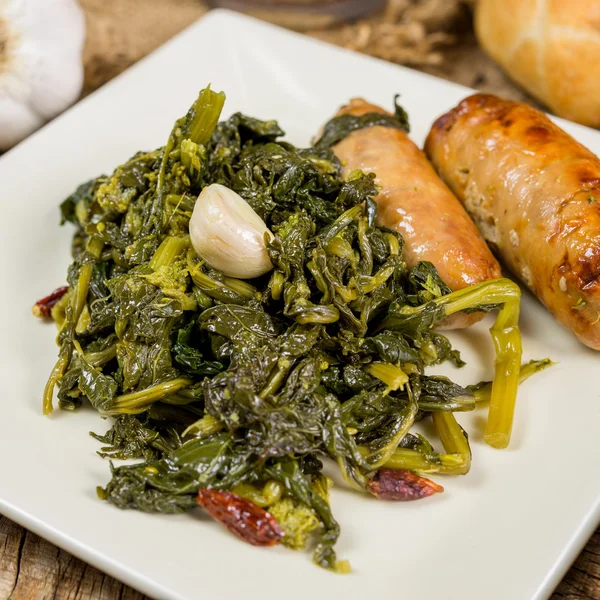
[313,94,410,150]
[42,86,550,572]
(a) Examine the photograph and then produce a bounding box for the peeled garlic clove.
[189,183,274,279]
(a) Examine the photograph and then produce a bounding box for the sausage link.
[425,93,600,350]
[331,98,502,329]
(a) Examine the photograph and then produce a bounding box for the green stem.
[149,235,189,270]
[432,412,470,455]
[359,263,396,293]
[485,290,521,449]
[182,414,224,438]
[318,205,362,246]
[376,447,470,475]
[379,278,523,449]
[365,362,408,392]
[187,253,254,302]
[43,236,104,415]
[43,346,71,416]
[152,87,225,232]
[325,235,358,268]
[470,359,555,404]
[86,344,117,368]
[109,377,193,414]
[363,384,418,469]
[306,260,332,303]
[270,272,285,301]
[357,217,373,276]
[259,359,293,400]
[385,233,400,256]
[186,86,226,146]
[294,305,340,324]
[432,412,471,475]
[230,481,284,508]
[72,237,104,322]
[221,276,258,299]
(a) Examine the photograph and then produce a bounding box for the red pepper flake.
[368,468,444,501]
[32,286,69,319]
[197,488,284,546]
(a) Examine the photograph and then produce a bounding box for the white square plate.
[0,10,598,600]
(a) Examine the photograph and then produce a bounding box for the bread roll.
[475,0,600,127]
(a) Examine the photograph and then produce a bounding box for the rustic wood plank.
[0,517,25,599]
[551,530,600,600]
[0,516,148,600]
[81,0,207,94]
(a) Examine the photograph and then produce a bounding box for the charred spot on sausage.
[577,250,600,290]
[525,125,552,144]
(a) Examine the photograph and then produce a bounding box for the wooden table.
[1,2,598,598]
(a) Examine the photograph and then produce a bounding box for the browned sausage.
[330,98,502,329]
[425,93,600,350]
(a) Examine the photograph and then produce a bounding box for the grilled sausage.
[425,93,600,350]
[330,98,502,329]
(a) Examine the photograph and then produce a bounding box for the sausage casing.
[425,93,600,350]
[330,98,502,329]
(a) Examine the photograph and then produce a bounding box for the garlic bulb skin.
[189,183,274,279]
[0,0,86,151]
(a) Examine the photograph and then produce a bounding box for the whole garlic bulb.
[0,0,86,151]
[189,183,274,279]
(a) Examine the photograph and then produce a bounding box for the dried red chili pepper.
[368,468,444,501]
[32,286,69,318]
[197,488,284,546]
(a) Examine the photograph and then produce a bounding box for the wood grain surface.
[1,1,598,599]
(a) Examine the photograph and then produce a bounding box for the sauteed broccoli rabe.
[36,86,551,572]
